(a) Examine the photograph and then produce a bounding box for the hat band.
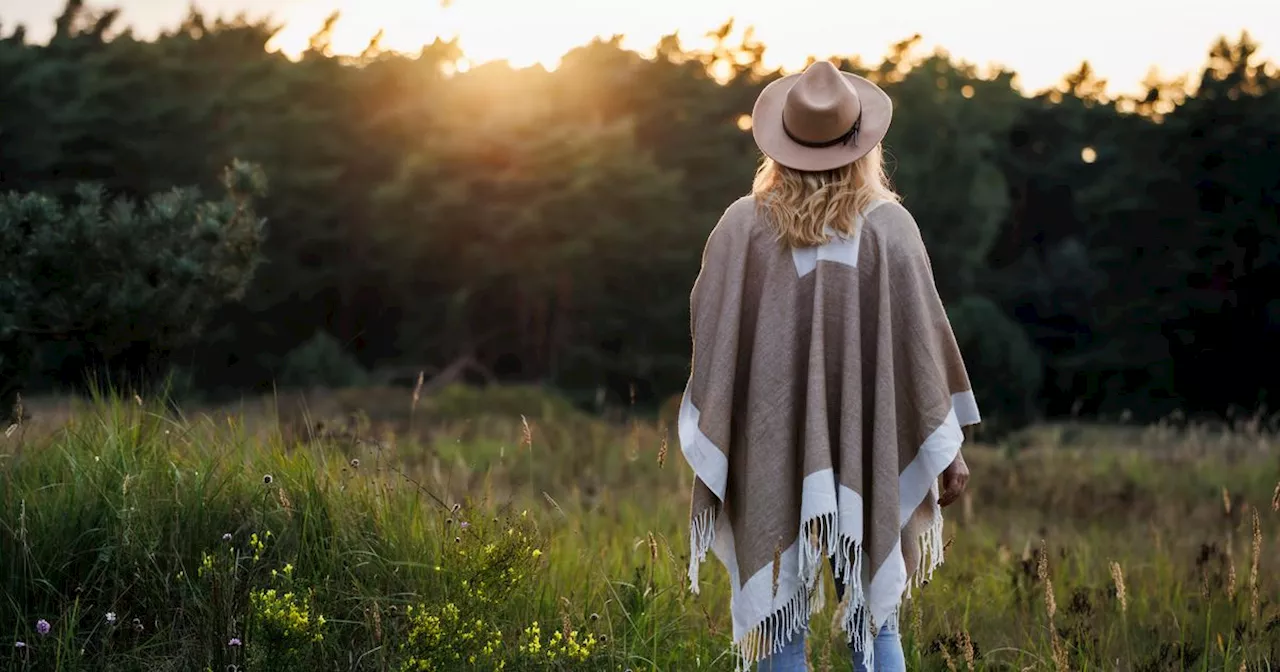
[783,116,861,149]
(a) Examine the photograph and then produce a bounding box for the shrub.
[277,331,369,389]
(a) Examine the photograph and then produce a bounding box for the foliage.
[0,160,266,419]
[0,396,614,671]
[3,3,1280,426]
[277,331,369,389]
[948,295,1043,430]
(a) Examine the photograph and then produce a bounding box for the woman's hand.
[938,452,969,508]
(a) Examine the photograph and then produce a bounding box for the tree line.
[3,1,1278,429]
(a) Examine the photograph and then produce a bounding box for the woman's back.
[678,61,978,672]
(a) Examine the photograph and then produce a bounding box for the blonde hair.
[751,144,900,248]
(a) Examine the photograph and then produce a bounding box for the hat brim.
[751,72,893,172]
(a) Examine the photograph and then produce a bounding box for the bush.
[0,161,267,420]
[277,331,369,389]
[948,294,1044,432]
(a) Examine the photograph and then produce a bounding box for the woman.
[678,61,979,671]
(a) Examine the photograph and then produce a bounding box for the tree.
[0,161,267,420]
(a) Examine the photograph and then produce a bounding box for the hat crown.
[781,62,862,145]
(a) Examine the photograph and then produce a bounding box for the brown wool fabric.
[679,196,980,669]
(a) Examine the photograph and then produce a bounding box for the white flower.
[105,612,117,625]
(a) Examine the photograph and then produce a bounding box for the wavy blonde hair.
[751,144,900,248]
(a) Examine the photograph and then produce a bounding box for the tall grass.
[3,387,1279,671]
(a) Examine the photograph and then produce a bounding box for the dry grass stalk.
[277,486,293,517]
[520,415,533,451]
[411,371,424,409]
[1038,541,1069,672]
[960,630,976,670]
[1226,539,1238,601]
[1249,508,1261,620]
[1037,542,1057,621]
[1272,481,1279,512]
[1109,561,1128,613]
[940,643,958,672]
[647,531,659,564]
[658,431,669,468]
[1223,486,1232,516]
[560,596,573,640]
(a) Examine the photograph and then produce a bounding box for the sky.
[4,0,1278,95]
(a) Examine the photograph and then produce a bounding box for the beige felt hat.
[751,61,893,172]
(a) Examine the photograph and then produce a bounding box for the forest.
[3,1,1279,430]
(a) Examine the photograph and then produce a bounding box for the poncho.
[679,196,981,670]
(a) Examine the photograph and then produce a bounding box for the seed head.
[1109,561,1128,613]
[520,415,533,451]
[1250,509,1261,620]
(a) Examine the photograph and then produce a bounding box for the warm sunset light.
[233,0,1280,95]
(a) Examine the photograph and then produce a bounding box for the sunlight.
[242,0,1280,95]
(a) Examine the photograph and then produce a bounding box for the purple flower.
[14,641,25,649]
[35,620,50,636]
[459,521,470,530]
[228,637,242,647]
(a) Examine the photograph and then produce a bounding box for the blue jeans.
[755,622,903,671]
[756,558,906,672]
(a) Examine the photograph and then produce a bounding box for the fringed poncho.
[679,196,981,670]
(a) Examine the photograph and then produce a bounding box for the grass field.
[2,385,1278,671]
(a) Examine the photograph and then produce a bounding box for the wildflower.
[532,549,543,559]
[263,474,273,485]
[222,533,233,542]
[105,612,117,625]
[460,521,470,530]
[454,536,461,544]
[35,620,50,636]
[132,618,144,632]
[350,458,360,468]
[228,638,242,647]
[589,613,599,622]
[14,642,26,649]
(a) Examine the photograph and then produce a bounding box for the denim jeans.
[755,622,903,672]
[755,557,906,672]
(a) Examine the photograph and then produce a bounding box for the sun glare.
[266,0,627,68]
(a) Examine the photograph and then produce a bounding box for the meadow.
[2,385,1278,671]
